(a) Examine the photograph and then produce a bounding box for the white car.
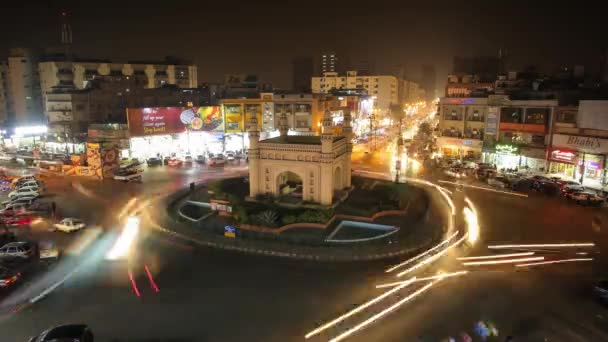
[226,153,235,161]
[209,157,226,167]
[8,187,39,199]
[488,176,510,189]
[0,242,35,259]
[53,218,86,233]
[444,168,466,178]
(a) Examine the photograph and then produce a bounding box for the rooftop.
[260,135,344,145]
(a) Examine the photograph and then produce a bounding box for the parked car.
[0,265,21,288]
[184,156,193,165]
[167,158,183,167]
[594,280,608,303]
[53,218,86,233]
[2,214,36,227]
[562,184,585,196]
[226,152,235,161]
[209,157,226,167]
[444,168,466,178]
[571,192,604,205]
[557,180,581,188]
[488,176,510,189]
[29,324,94,342]
[0,231,16,247]
[0,242,35,259]
[38,241,59,261]
[146,157,162,167]
[163,156,171,165]
[195,155,206,164]
[8,188,40,200]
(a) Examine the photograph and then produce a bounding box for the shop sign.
[127,106,224,137]
[223,104,243,133]
[552,134,608,154]
[224,225,236,238]
[485,107,498,135]
[438,137,482,149]
[550,149,577,163]
[495,144,519,155]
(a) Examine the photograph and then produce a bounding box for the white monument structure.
[247,110,353,205]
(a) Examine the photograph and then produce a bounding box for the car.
[444,168,466,178]
[557,180,581,188]
[2,214,36,227]
[0,203,28,215]
[38,241,59,261]
[8,187,40,199]
[28,324,94,342]
[529,175,550,182]
[562,184,585,196]
[594,280,608,303]
[209,157,226,167]
[0,242,35,259]
[167,158,182,167]
[53,218,86,233]
[195,155,206,164]
[163,156,171,165]
[0,231,16,247]
[571,192,604,205]
[0,265,21,288]
[184,156,193,165]
[488,176,510,189]
[146,157,162,167]
[226,153,235,161]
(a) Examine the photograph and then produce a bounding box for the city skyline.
[1,1,606,90]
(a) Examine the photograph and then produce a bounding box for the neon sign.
[495,144,518,155]
[551,150,576,163]
[447,98,475,104]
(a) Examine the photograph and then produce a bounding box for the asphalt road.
[1,155,608,342]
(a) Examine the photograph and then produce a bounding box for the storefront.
[550,134,608,188]
[483,144,547,171]
[437,137,483,160]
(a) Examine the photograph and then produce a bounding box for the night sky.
[1,1,605,90]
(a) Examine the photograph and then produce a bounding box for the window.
[531,135,545,145]
[500,107,523,123]
[524,108,548,125]
[557,109,577,123]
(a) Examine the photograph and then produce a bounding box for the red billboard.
[127,107,223,137]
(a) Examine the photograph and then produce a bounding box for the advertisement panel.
[552,134,608,154]
[223,104,243,133]
[485,107,498,135]
[127,106,223,137]
[244,104,262,131]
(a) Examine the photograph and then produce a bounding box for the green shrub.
[282,215,297,225]
[254,210,279,227]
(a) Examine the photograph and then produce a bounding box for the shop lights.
[14,125,48,137]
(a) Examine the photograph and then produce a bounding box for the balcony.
[466,115,485,122]
[443,114,463,121]
[442,129,463,138]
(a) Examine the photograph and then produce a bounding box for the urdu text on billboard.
[127,107,223,137]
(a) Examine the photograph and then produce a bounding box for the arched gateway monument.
[247,110,353,205]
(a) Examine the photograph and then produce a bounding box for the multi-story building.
[5,48,43,124]
[311,71,398,114]
[320,52,338,74]
[437,94,557,170]
[445,74,494,98]
[0,62,8,123]
[548,101,608,190]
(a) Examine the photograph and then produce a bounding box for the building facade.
[548,101,608,189]
[312,71,398,114]
[247,110,352,205]
[5,48,43,124]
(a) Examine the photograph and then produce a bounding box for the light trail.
[462,256,544,266]
[106,216,140,260]
[385,230,459,273]
[487,243,595,249]
[304,277,417,339]
[329,279,441,342]
[458,252,535,261]
[463,207,479,245]
[397,235,467,277]
[144,265,160,292]
[437,187,456,216]
[128,270,141,297]
[117,197,138,220]
[437,180,528,198]
[515,258,594,268]
[376,271,468,289]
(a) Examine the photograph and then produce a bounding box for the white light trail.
[385,231,459,273]
[462,256,544,266]
[437,180,528,198]
[329,279,441,342]
[304,277,417,339]
[397,235,467,277]
[117,197,138,220]
[376,271,468,289]
[515,258,593,268]
[463,207,479,245]
[437,187,456,216]
[458,252,535,261]
[106,216,140,260]
[487,243,595,249]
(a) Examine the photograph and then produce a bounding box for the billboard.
[223,104,244,133]
[127,107,223,137]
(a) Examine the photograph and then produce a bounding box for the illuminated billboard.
[223,104,244,133]
[127,106,223,137]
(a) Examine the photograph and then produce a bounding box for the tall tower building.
[321,52,338,74]
[6,48,43,124]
